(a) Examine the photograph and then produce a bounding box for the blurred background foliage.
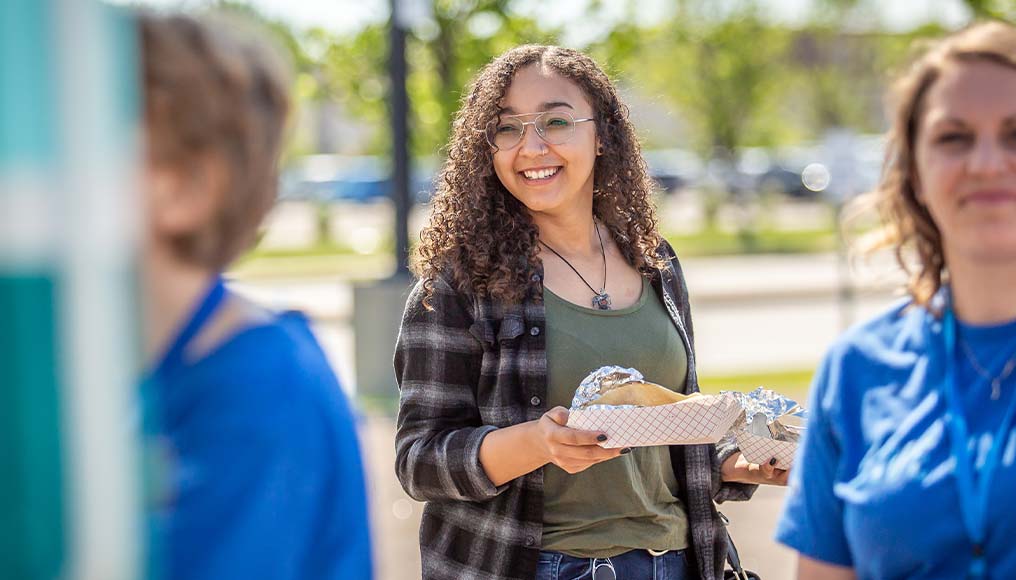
[174,0,1013,260]
[176,0,1014,162]
[201,0,991,158]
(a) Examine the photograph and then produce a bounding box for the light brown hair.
[140,12,290,269]
[413,45,667,306]
[855,21,1016,309]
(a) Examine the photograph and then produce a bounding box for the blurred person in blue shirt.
[136,12,372,580]
[776,22,1016,580]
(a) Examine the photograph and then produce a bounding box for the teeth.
[523,167,558,180]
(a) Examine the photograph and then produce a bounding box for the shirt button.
[529,326,541,336]
[525,536,536,546]
[530,396,541,407]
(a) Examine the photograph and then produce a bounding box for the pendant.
[992,379,1001,401]
[592,292,612,310]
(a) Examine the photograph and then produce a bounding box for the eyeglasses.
[484,110,594,151]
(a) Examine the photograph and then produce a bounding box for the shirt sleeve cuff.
[464,425,511,499]
[713,434,758,503]
[775,519,854,568]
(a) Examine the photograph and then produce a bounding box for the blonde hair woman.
[777,21,1016,580]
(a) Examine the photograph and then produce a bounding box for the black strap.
[721,512,753,580]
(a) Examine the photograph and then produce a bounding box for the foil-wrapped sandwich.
[723,386,807,469]
[571,366,698,410]
[567,366,740,448]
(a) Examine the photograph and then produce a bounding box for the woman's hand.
[478,407,625,485]
[720,451,789,486]
[536,406,626,474]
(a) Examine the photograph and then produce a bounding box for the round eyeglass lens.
[536,112,576,145]
[485,111,577,149]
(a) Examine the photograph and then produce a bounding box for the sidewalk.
[231,251,904,381]
[230,250,904,322]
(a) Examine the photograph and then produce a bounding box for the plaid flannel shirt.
[394,241,756,580]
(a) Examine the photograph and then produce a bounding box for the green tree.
[624,2,791,236]
[407,1,559,157]
[636,2,792,158]
[307,1,558,157]
[962,0,1016,18]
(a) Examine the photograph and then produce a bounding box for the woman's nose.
[518,123,547,157]
[967,136,1010,177]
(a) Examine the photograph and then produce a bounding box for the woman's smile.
[519,165,563,184]
[962,188,1016,207]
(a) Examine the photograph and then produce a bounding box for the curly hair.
[413,45,666,306]
[850,21,1016,310]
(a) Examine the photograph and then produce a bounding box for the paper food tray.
[566,393,741,448]
[735,430,797,470]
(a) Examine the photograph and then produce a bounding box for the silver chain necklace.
[960,340,1016,400]
[539,224,611,310]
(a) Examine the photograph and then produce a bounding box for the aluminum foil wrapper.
[723,386,807,443]
[571,365,644,410]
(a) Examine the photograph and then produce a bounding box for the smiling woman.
[394,45,787,580]
[777,21,1016,580]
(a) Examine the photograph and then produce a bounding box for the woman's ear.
[596,138,604,156]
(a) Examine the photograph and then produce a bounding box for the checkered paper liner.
[735,429,797,470]
[566,393,742,448]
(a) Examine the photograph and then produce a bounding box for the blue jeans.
[535,549,692,580]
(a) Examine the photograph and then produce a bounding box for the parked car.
[754,164,813,199]
[280,154,435,204]
[643,148,703,195]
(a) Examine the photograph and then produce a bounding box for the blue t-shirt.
[152,306,373,580]
[776,297,1016,579]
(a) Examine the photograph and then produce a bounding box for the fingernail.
[620,447,632,454]
[769,458,777,466]
[596,434,608,442]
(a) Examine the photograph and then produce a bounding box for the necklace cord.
[959,338,1016,400]
[538,224,608,297]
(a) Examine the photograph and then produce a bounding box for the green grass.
[663,227,837,257]
[698,368,814,402]
[240,240,365,260]
[357,393,400,417]
[357,368,815,418]
[231,251,393,280]
[232,226,837,280]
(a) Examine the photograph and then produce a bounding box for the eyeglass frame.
[483,110,595,151]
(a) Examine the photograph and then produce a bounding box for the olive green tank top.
[541,276,690,557]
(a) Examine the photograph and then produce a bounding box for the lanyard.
[149,276,227,381]
[941,307,1016,579]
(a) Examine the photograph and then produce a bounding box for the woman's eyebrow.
[497,101,575,115]
[541,101,574,110]
[925,115,967,130]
